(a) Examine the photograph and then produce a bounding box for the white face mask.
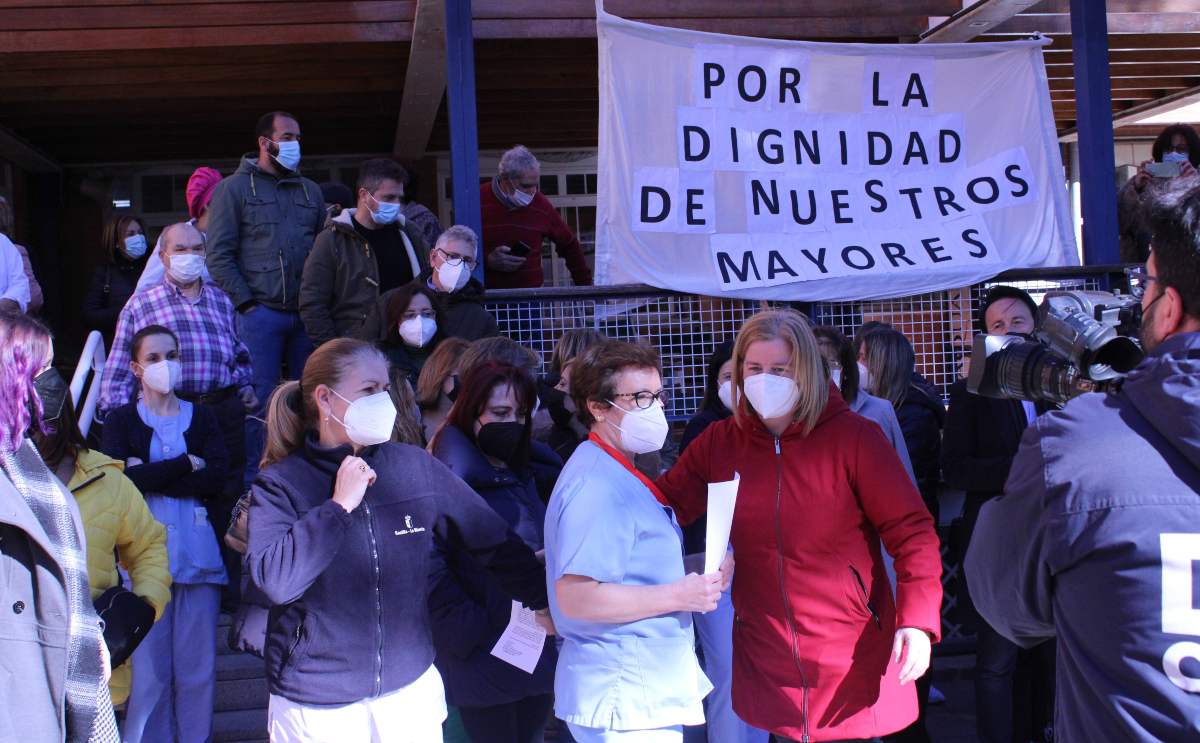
[331,389,396,447]
[717,379,736,412]
[606,400,669,454]
[857,362,872,392]
[436,259,471,292]
[168,253,205,284]
[742,373,800,420]
[139,359,182,395]
[511,187,535,208]
[399,316,437,348]
[124,234,148,259]
[831,368,842,388]
[1163,151,1190,164]
[271,139,301,171]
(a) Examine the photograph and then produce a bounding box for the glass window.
[565,174,586,195]
[586,173,597,194]
[141,175,174,214]
[540,174,559,195]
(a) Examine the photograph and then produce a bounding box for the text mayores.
[707,215,998,291]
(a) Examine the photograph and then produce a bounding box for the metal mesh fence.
[485,268,1113,417]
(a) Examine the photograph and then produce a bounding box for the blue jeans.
[693,588,769,743]
[236,305,313,488]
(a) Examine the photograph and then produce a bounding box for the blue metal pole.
[445,0,484,283]
[1070,0,1119,266]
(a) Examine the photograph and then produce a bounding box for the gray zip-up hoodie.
[205,155,323,311]
[967,331,1200,742]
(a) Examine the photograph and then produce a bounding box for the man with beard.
[966,181,1200,742]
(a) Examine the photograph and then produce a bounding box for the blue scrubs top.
[544,441,711,731]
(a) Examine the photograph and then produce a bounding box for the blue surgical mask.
[369,194,401,225]
[123,234,148,259]
[271,139,301,171]
[1163,151,1190,164]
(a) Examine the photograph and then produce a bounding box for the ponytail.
[261,381,306,469]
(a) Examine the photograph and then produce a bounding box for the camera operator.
[966,182,1200,742]
[944,286,1054,743]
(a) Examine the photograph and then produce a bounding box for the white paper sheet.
[489,601,547,674]
[705,473,740,574]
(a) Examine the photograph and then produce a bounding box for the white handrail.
[70,330,107,438]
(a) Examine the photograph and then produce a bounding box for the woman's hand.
[332,455,376,513]
[534,608,556,636]
[672,572,722,613]
[718,551,735,591]
[892,627,932,685]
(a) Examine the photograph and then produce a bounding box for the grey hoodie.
[967,331,1200,742]
[205,155,324,311]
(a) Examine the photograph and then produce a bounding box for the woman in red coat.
[656,309,942,743]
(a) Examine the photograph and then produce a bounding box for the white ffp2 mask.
[607,401,669,454]
[399,316,437,348]
[742,373,800,420]
[139,360,182,395]
[331,389,396,447]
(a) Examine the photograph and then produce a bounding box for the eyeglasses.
[435,247,477,270]
[1125,265,1161,300]
[612,389,670,410]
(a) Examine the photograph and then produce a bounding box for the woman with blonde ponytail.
[244,338,548,742]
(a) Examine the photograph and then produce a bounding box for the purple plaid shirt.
[99,279,254,415]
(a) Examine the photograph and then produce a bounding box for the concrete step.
[217,651,266,681]
[212,708,267,743]
[215,675,269,713]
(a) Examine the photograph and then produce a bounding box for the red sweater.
[656,387,943,742]
[479,183,593,289]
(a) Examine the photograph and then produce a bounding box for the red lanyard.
[587,433,670,507]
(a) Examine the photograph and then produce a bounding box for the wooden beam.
[1037,0,1199,10]
[1011,33,1200,51]
[1060,81,1200,142]
[1045,49,1200,64]
[1048,76,1198,91]
[1046,63,1200,79]
[918,0,1038,44]
[993,14,1200,36]
[0,2,414,31]
[470,16,930,40]
[393,0,446,160]
[0,124,59,173]
[0,22,413,52]
[473,0,963,18]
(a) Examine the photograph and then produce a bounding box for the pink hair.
[0,313,52,454]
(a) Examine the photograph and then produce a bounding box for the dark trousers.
[975,622,1056,743]
[881,673,931,743]
[457,694,553,743]
[206,394,247,610]
[236,306,314,489]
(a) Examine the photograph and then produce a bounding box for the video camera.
[967,290,1145,405]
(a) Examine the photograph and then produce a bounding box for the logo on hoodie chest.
[394,514,426,536]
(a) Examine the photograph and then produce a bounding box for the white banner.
[594,7,1078,301]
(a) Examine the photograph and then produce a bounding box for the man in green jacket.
[298,158,429,348]
[204,111,324,488]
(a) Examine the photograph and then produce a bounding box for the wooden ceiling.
[0,0,1195,167]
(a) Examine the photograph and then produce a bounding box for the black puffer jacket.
[896,379,945,520]
[428,425,561,706]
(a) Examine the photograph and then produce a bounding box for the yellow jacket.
[68,448,171,705]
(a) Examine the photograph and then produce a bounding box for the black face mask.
[476,421,527,466]
[542,387,574,429]
[33,367,68,424]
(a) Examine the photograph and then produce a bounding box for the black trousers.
[457,694,554,743]
[205,394,247,610]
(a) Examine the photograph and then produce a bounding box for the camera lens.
[968,334,1078,405]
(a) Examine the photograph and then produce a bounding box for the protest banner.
[594,5,1077,300]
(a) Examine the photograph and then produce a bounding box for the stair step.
[212,708,268,743]
[215,676,269,713]
[217,651,266,681]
